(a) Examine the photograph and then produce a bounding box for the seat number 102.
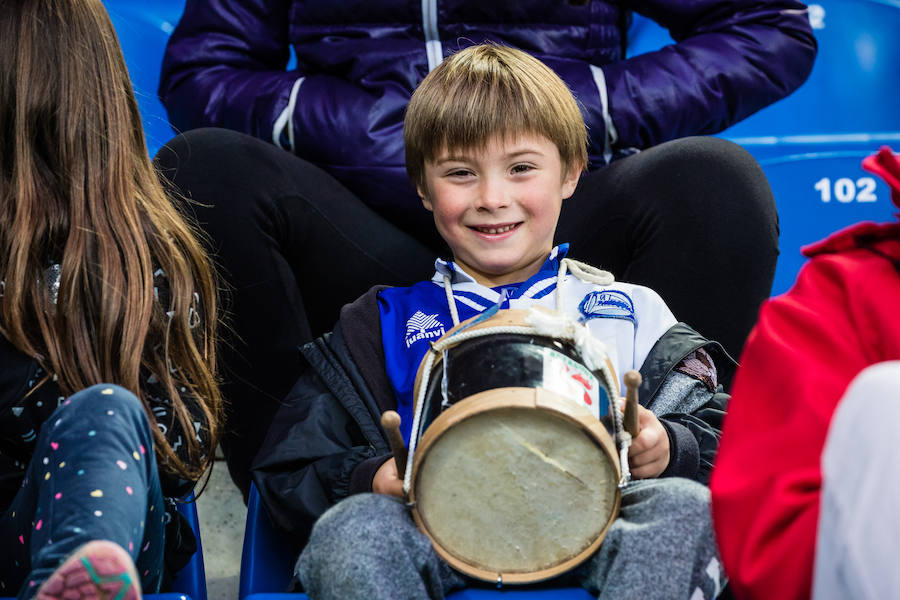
[814,177,877,203]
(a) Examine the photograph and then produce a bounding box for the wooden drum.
[404,308,623,584]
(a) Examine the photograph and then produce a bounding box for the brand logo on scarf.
[405,311,446,348]
[578,290,636,324]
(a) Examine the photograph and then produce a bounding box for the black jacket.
[252,286,732,549]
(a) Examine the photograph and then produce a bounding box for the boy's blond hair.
[404,44,588,189]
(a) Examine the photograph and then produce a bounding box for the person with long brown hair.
[0,1,222,598]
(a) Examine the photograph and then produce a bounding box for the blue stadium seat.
[244,590,594,600]
[447,591,593,600]
[171,495,207,600]
[240,484,594,600]
[625,11,673,57]
[239,483,300,599]
[0,594,191,599]
[627,1,900,295]
[0,495,205,600]
[627,0,900,140]
[101,0,187,157]
[745,142,898,295]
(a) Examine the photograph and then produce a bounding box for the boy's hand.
[627,405,670,479]
[372,457,404,497]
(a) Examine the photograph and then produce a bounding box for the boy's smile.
[419,133,580,288]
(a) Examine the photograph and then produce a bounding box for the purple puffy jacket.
[159,0,816,227]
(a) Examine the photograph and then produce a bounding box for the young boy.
[252,44,730,599]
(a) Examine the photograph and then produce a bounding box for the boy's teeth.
[478,224,515,234]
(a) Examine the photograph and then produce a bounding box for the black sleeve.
[638,323,734,485]
[250,368,373,539]
[250,329,390,543]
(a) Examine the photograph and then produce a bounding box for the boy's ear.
[418,185,433,211]
[561,164,582,200]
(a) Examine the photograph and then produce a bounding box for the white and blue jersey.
[377,244,677,444]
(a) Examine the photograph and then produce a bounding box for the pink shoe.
[35,540,141,600]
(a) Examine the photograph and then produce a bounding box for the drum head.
[410,388,620,583]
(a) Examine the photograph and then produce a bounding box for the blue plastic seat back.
[240,484,301,598]
[446,588,594,599]
[171,495,207,600]
[627,1,900,296]
[243,588,594,600]
[242,583,594,599]
[746,143,898,295]
[101,0,187,157]
[627,0,900,139]
[0,593,194,599]
[241,583,596,599]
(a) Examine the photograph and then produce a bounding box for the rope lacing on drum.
[613,402,633,488]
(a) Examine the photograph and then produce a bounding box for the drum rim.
[408,386,622,584]
[411,308,621,408]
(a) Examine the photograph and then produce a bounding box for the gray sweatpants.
[298,478,724,600]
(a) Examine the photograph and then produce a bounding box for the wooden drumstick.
[623,370,642,439]
[381,410,408,479]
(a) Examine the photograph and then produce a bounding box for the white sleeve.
[629,285,677,369]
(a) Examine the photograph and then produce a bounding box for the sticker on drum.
[540,346,603,420]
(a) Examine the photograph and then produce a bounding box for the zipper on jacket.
[422,0,443,72]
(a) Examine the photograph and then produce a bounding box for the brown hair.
[0,0,221,483]
[404,44,588,189]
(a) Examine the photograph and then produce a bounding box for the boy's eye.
[511,164,534,174]
[447,169,473,178]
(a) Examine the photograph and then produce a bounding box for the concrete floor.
[195,459,245,600]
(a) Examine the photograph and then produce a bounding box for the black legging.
[154,128,777,499]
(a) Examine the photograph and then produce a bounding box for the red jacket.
[710,147,900,599]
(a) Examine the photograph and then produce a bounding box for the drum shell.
[408,386,622,584]
[406,309,623,583]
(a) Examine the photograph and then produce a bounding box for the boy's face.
[418,133,580,288]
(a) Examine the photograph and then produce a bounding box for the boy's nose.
[474,180,510,211]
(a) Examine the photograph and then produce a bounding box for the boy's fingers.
[631,462,663,479]
[373,457,404,496]
[386,479,404,498]
[629,423,661,452]
[629,447,668,478]
[629,439,666,462]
